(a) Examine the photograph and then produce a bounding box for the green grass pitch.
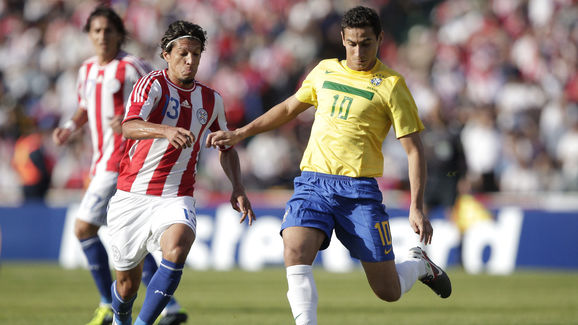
[0,263,577,324]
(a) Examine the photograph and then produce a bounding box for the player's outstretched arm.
[219,148,256,225]
[206,95,311,149]
[122,119,195,149]
[400,132,432,245]
[52,108,88,145]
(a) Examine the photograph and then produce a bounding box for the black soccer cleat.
[409,247,452,298]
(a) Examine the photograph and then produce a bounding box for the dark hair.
[160,20,207,59]
[341,6,382,38]
[83,6,127,44]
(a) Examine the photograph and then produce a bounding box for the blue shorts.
[281,171,395,262]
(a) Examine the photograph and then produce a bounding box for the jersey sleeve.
[123,59,153,103]
[209,93,228,132]
[123,73,161,123]
[209,93,232,151]
[76,64,88,111]
[125,59,152,86]
[387,77,425,138]
[295,63,320,106]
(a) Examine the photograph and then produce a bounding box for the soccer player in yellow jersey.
[207,6,451,324]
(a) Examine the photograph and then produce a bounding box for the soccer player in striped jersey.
[106,20,255,325]
[52,6,186,325]
[207,6,451,325]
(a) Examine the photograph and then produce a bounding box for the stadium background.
[0,0,577,273]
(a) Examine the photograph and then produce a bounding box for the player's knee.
[283,241,319,265]
[162,244,192,264]
[74,220,99,240]
[372,287,401,302]
[283,245,299,261]
[160,225,195,263]
[116,277,139,299]
[284,246,311,265]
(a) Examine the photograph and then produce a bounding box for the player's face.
[163,38,202,88]
[341,27,383,71]
[88,16,123,64]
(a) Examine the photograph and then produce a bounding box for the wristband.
[63,120,77,132]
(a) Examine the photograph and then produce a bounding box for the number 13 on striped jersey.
[374,220,392,254]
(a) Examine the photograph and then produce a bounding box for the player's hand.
[230,187,256,226]
[206,130,240,149]
[408,208,433,245]
[52,127,72,145]
[109,115,123,134]
[165,127,195,149]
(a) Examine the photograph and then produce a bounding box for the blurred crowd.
[0,0,576,205]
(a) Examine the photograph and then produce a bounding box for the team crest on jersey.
[196,107,208,124]
[370,77,383,86]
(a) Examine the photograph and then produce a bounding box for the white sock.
[395,258,424,296]
[286,265,317,325]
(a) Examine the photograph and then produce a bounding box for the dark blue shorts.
[281,171,395,262]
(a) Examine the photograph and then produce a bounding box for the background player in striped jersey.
[207,6,451,325]
[52,6,186,325]
[106,20,255,325]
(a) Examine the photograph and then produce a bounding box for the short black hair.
[341,6,382,38]
[160,20,207,59]
[83,6,126,43]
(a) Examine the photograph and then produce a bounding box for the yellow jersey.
[295,58,424,177]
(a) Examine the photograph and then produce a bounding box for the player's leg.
[76,219,114,325]
[141,253,188,325]
[76,220,113,303]
[339,208,451,300]
[283,226,326,325]
[348,202,423,301]
[348,197,451,301]
[140,253,157,286]
[281,172,336,325]
[134,223,195,325]
[338,214,424,302]
[362,247,451,300]
[361,258,420,301]
[334,175,450,300]
[112,263,143,325]
[77,171,118,324]
[107,189,154,325]
[283,226,326,266]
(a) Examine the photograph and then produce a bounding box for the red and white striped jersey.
[77,51,151,176]
[117,69,229,197]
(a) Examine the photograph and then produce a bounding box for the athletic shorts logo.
[196,107,208,125]
[111,245,121,262]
